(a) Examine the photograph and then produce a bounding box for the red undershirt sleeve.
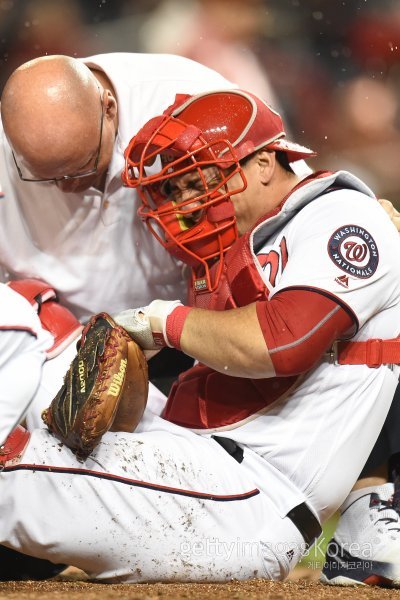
[256,288,356,376]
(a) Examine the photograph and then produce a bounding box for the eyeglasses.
[12,89,105,183]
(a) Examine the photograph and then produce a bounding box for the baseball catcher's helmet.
[123,89,315,291]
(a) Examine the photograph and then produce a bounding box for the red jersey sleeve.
[256,288,356,376]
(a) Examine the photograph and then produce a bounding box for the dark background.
[1,0,400,204]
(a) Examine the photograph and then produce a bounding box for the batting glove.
[113,300,192,351]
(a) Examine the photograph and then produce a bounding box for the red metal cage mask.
[123,90,316,292]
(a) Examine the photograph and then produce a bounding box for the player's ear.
[104,90,117,121]
[256,149,276,185]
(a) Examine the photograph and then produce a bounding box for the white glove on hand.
[113,300,183,350]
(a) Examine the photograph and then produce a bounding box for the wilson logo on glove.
[109,358,128,397]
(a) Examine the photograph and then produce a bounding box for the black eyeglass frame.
[11,89,105,183]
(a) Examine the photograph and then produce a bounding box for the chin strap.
[326,338,400,368]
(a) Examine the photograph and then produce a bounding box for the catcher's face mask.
[123,90,316,292]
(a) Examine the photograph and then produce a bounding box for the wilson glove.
[42,312,148,459]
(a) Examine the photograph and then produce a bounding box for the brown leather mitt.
[42,312,148,459]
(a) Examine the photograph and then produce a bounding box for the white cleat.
[320,483,400,587]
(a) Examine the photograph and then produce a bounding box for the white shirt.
[0,53,234,321]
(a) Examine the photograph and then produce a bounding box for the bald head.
[1,55,103,176]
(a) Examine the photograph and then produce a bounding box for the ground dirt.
[1,567,400,600]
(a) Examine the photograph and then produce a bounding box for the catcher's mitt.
[42,312,148,459]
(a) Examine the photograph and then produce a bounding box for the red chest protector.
[163,226,300,430]
[161,173,341,430]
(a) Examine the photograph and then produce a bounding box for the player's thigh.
[0,426,271,581]
[2,426,309,582]
[305,366,399,518]
[94,427,305,582]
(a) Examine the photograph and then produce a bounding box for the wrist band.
[165,305,192,349]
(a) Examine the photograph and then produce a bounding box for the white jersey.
[0,284,52,444]
[0,53,234,321]
[222,171,400,521]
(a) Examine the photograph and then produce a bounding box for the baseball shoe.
[320,483,400,587]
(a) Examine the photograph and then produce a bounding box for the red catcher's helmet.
[123,89,316,292]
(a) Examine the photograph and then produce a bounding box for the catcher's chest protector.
[164,217,300,431]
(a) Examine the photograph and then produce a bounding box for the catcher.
[110,89,400,585]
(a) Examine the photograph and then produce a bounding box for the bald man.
[1,58,114,195]
[0,54,233,579]
[0,53,233,321]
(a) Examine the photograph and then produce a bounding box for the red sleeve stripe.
[269,305,341,355]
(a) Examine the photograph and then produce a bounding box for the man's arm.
[114,289,354,379]
[179,303,271,378]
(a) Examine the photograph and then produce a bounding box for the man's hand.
[113,300,190,351]
[379,199,400,232]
